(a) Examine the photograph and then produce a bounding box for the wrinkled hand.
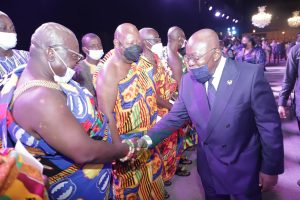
[259,172,278,192]
[278,106,286,119]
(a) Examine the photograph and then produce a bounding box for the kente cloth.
[112,56,164,200]
[153,54,180,182]
[0,148,48,200]
[0,66,113,200]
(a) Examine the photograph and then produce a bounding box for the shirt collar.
[212,56,226,79]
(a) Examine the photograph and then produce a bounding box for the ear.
[82,47,88,56]
[213,49,222,61]
[47,48,55,62]
[113,39,120,48]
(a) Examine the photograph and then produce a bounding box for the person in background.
[262,39,271,65]
[97,23,164,200]
[222,38,235,60]
[163,26,196,174]
[278,41,300,188]
[73,33,104,96]
[0,11,29,89]
[235,35,266,68]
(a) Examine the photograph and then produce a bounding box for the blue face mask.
[190,64,212,84]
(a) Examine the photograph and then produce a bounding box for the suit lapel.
[205,59,240,140]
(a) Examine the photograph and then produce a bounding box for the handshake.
[119,135,153,162]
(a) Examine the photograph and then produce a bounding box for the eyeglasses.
[144,38,162,44]
[49,45,84,63]
[184,48,216,64]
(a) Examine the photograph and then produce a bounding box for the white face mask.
[48,48,75,83]
[151,42,164,58]
[0,32,17,50]
[88,49,104,61]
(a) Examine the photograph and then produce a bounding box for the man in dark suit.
[138,29,284,200]
[278,43,300,187]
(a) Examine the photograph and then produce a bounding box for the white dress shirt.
[205,56,227,93]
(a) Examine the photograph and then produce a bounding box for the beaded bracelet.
[119,139,135,162]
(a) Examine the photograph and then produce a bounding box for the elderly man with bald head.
[139,29,284,200]
[0,22,130,199]
[0,11,29,88]
[97,23,164,200]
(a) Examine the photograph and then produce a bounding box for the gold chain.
[12,80,61,104]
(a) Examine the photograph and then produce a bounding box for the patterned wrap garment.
[0,67,113,200]
[112,56,164,200]
[161,47,198,151]
[153,54,182,182]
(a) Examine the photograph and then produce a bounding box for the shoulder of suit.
[228,58,262,74]
[291,44,300,54]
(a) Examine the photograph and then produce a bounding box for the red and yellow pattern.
[0,148,48,200]
[112,56,164,200]
[153,55,181,182]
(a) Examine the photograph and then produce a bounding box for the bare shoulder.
[12,87,68,132]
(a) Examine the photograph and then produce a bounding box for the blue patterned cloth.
[0,66,113,200]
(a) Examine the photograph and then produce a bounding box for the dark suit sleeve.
[251,66,284,175]
[278,48,298,106]
[147,78,190,147]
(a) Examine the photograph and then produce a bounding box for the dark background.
[1,0,299,52]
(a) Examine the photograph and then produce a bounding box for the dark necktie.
[207,77,216,110]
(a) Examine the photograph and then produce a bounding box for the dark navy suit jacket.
[147,58,284,194]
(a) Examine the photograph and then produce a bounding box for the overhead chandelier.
[252,6,272,28]
[288,11,300,28]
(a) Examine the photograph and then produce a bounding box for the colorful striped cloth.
[152,54,181,182]
[112,56,164,200]
[0,148,48,200]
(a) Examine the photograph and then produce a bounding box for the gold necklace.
[12,80,61,104]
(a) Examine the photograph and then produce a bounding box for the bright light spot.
[227,27,231,31]
[282,31,285,35]
[215,11,221,17]
[232,30,237,35]
[222,14,225,17]
[226,16,229,19]
[235,20,239,23]
[253,29,256,33]
[232,26,235,30]
[232,19,236,22]
[209,6,213,11]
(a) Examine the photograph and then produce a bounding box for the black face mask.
[123,45,143,62]
[178,47,186,56]
[242,43,247,48]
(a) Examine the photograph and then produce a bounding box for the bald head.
[139,28,159,40]
[31,22,78,50]
[187,29,220,53]
[168,26,185,40]
[0,11,8,17]
[114,23,139,41]
[0,11,14,34]
[82,33,100,47]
